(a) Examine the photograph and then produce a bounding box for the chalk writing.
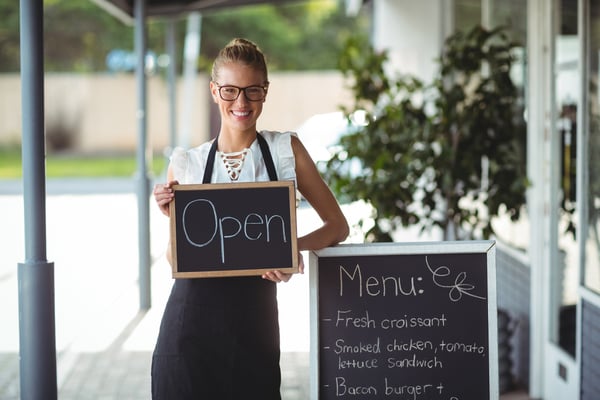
[327,337,488,370]
[327,310,449,331]
[181,198,287,263]
[335,338,381,354]
[379,313,447,330]
[387,339,434,353]
[387,355,443,369]
[335,377,378,396]
[383,380,445,399]
[438,340,486,355]
[331,377,455,399]
[425,256,486,302]
[334,310,376,329]
[339,263,425,297]
[338,357,379,369]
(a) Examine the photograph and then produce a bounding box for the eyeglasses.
[213,83,269,102]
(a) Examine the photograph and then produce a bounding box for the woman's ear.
[209,81,219,103]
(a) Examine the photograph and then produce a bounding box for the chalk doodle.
[425,256,486,302]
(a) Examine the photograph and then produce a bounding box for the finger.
[274,270,291,283]
[262,271,284,283]
[154,186,174,200]
[154,186,166,197]
[261,272,276,282]
[297,253,305,274]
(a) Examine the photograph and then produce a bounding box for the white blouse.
[169,130,297,185]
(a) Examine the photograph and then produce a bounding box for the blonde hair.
[211,38,269,83]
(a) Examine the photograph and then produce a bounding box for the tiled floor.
[501,389,530,399]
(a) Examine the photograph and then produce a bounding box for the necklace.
[219,149,249,181]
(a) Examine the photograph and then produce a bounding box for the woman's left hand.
[262,252,304,283]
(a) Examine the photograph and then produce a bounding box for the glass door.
[582,0,600,297]
[543,0,580,398]
[552,0,579,359]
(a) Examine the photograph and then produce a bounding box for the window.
[584,3,600,293]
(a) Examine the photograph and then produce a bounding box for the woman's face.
[210,62,267,134]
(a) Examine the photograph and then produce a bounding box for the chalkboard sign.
[170,181,298,278]
[309,241,498,400]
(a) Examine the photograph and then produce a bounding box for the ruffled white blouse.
[169,130,297,185]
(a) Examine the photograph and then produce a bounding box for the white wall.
[372,0,453,83]
[0,71,352,153]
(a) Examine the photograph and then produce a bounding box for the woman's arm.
[262,135,349,283]
[154,165,178,217]
[153,165,178,266]
[292,135,349,250]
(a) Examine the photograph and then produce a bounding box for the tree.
[0,0,369,73]
[195,1,369,72]
[326,26,528,242]
[43,0,135,72]
[0,0,20,71]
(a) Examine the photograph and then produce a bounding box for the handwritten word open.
[181,198,287,263]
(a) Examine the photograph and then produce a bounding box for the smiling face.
[210,62,268,137]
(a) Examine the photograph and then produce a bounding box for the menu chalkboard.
[309,241,498,400]
[170,181,298,278]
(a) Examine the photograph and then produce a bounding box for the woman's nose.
[235,92,250,104]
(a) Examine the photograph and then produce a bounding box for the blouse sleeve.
[169,146,188,183]
[271,131,297,182]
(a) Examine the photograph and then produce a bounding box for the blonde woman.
[151,38,348,399]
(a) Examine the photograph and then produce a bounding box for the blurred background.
[1,1,600,400]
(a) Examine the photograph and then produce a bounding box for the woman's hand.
[262,252,304,283]
[153,180,179,217]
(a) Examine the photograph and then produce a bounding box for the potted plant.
[326,26,528,241]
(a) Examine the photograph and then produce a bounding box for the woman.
[151,38,349,399]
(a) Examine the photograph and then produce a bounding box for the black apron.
[151,133,282,400]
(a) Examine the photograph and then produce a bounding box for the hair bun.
[211,38,269,83]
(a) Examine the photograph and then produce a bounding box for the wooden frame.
[169,181,298,278]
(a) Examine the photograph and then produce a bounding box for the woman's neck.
[217,128,257,153]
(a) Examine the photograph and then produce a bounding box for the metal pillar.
[18,0,58,399]
[135,0,152,310]
[166,18,178,152]
[180,12,201,148]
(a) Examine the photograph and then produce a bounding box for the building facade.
[368,1,599,399]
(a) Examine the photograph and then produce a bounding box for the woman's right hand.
[153,180,179,217]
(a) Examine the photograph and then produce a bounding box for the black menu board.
[309,241,498,400]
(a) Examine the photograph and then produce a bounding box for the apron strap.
[202,138,219,184]
[202,132,278,184]
[256,132,278,181]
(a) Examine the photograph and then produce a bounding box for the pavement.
[0,177,530,400]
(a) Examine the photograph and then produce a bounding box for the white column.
[526,0,555,398]
[179,12,202,149]
[371,0,453,83]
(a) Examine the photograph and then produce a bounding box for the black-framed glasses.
[214,83,269,102]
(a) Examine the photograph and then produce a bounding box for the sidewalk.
[0,178,318,399]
